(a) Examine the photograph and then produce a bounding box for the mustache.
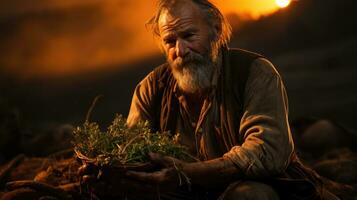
[173,51,208,68]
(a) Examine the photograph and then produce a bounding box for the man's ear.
[214,23,221,35]
[211,22,221,41]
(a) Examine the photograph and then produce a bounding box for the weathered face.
[158,1,219,93]
[158,1,214,68]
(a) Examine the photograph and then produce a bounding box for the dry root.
[0,154,25,184]
[5,180,72,200]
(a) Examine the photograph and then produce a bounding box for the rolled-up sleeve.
[224,58,294,178]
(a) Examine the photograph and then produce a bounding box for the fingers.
[78,164,87,175]
[123,179,156,193]
[78,163,98,176]
[125,169,181,193]
[125,171,158,183]
[82,175,97,184]
[148,152,183,168]
[78,164,159,196]
[148,153,166,167]
[78,163,101,186]
[125,168,175,182]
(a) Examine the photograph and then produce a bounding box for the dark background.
[1,0,357,157]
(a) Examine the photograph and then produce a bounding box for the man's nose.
[175,39,188,58]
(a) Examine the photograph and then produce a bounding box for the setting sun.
[276,0,291,8]
[216,0,289,20]
[2,0,297,78]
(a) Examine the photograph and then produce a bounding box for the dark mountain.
[229,0,357,56]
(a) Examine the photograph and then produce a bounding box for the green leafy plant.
[72,114,190,167]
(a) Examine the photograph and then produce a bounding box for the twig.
[171,158,191,191]
[74,149,96,163]
[6,180,72,200]
[85,95,103,123]
[120,134,143,155]
[0,154,25,183]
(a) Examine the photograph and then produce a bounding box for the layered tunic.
[127,48,294,178]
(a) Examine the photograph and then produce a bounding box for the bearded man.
[80,0,339,199]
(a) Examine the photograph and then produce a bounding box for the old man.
[81,0,339,199]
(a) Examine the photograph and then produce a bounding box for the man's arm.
[127,70,160,128]
[224,57,294,177]
[126,58,294,189]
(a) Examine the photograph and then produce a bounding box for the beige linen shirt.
[127,50,294,178]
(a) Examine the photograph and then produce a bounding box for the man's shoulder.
[149,63,171,79]
[228,48,264,60]
[141,63,170,83]
[227,48,280,78]
[251,58,281,78]
[138,63,173,92]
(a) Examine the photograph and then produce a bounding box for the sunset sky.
[0,0,290,79]
[216,0,286,18]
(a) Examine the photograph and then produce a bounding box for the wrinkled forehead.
[158,1,205,34]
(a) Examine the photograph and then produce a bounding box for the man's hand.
[77,163,156,197]
[126,152,242,190]
[125,153,189,192]
[78,153,242,196]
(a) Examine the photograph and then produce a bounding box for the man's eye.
[164,39,176,45]
[183,33,194,39]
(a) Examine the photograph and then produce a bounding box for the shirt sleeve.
[223,58,294,178]
[126,71,159,128]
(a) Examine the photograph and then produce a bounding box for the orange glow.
[276,0,291,8]
[215,0,282,19]
[0,0,285,79]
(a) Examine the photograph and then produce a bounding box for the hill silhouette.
[229,0,357,56]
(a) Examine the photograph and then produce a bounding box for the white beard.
[168,41,220,94]
[172,62,214,93]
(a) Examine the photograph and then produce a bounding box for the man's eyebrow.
[162,32,176,39]
[161,18,194,32]
[179,27,198,33]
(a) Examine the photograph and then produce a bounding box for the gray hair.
[147,0,232,48]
